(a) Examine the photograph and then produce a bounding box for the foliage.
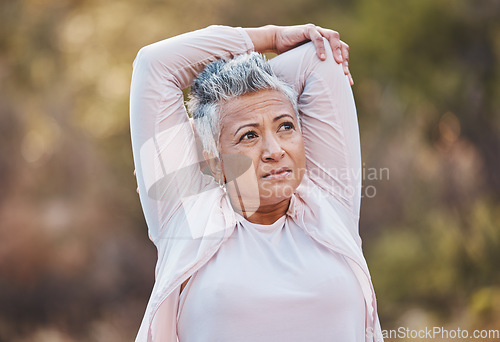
[0,0,498,340]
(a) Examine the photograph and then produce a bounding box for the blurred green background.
[0,0,499,341]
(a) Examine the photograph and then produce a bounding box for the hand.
[275,24,353,85]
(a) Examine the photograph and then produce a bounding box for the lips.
[262,167,292,179]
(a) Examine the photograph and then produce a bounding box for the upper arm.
[130,47,205,243]
[270,39,362,222]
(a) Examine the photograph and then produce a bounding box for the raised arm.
[270,37,362,226]
[244,25,361,220]
[130,26,254,242]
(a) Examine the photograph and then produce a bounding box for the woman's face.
[217,89,306,213]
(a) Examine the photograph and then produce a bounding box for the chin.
[259,183,297,205]
[259,196,291,208]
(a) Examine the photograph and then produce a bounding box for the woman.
[130,24,383,342]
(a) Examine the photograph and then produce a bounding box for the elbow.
[132,44,160,70]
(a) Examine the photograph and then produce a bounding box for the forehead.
[220,90,295,126]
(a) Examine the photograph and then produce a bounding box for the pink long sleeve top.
[130,25,383,342]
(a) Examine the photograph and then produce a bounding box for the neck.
[236,198,290,225]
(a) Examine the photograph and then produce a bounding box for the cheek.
[289,134,306,168]
[218,140,261,177]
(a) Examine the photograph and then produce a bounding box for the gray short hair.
[187,52,298,158]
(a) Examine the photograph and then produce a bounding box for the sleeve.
[269,39,363,222]
[129,25,254,242]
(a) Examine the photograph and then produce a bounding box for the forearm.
[133,25,254,90]
[243,25,278,53]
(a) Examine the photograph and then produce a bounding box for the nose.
[261,133,285,162]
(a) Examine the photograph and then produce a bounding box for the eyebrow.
[234,123,258,137]
[233,114,295,137]
[273,114,294,122]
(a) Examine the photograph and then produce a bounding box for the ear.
[203,150,225,183]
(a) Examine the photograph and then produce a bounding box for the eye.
[278,122,295,132]
[239,131,258,142]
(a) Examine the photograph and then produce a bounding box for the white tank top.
[177,216,366,341]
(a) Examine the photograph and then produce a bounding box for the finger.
[305,24,326,60]
[342,59,348,75]
[340,40,353,85]
[342,58,353,85]
[133,169,139,193]
[319,28,342,63]
[340,41,350,75]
